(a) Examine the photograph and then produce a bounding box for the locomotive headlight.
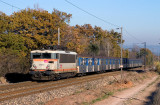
[33,64,37,69]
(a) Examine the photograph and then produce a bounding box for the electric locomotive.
[29,48,77,80]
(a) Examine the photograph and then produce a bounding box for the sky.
[0,0,160,49]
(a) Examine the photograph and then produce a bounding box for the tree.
[0,11,9,34]
[140,48,154,66]
[0,33,27,56]
[7,8,72,48]
[88,43,99,57]
[0,8,128,76]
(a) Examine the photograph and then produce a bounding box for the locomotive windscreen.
[32,53,41,59]
[31,53,51,59]
[42,53,51,59]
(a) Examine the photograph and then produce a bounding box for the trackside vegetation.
[154,62,160,74]
[0,8,155,77]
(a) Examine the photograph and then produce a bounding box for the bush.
[0,49,30,77]
[154,62,160,74]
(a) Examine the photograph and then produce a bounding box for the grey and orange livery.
[30,50,77,80]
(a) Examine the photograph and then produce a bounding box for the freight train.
[29,47,142,80]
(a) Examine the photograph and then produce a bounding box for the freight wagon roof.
[31,50,77,55]
[78,55,121,59]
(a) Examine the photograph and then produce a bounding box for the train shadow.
[123,69,146,73]
[5,73,31,83]
[4,68,144,83]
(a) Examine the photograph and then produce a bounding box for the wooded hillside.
[0,8,153,76]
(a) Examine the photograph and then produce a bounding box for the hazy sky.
[1,0,160,47]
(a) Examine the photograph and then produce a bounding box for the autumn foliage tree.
[0,8,125,76]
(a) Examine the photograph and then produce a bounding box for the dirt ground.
[93,75,159,105]
[45,71,159,105]
[124,77,160,105]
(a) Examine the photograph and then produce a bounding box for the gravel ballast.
[0,71,153,105]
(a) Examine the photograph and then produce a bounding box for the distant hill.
[123,44,160,55]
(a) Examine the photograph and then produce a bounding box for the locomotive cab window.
[32,53,41,59]
[42,53,51,59]
[56,53,59,59]
[31,53,51,59]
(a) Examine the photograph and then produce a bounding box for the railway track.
[0,71,121,102]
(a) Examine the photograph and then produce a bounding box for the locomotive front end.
[29,50,58,80]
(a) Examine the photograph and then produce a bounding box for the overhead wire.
[65,0,144,45]
[65,0,120,28]
[0,0,21,10]
[123,28,143,43]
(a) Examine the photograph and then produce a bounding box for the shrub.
[154,62,160,74]
[0,49,30,77]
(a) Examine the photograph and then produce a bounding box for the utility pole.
[117,27,123,84]
[58,28,60,45]
[158,51,159,62]
[128,49,129,58]
[139,49,141,58]
[120,27,123,82]
[143,42,146,70]
[152,48,154,68]
[107,43,110,57]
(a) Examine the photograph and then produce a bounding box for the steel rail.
[0,71,121,102]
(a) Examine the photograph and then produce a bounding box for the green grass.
[91,92,113,104]
[82,91,114,105]
[72,90,82,95]
[82,102,89,105]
